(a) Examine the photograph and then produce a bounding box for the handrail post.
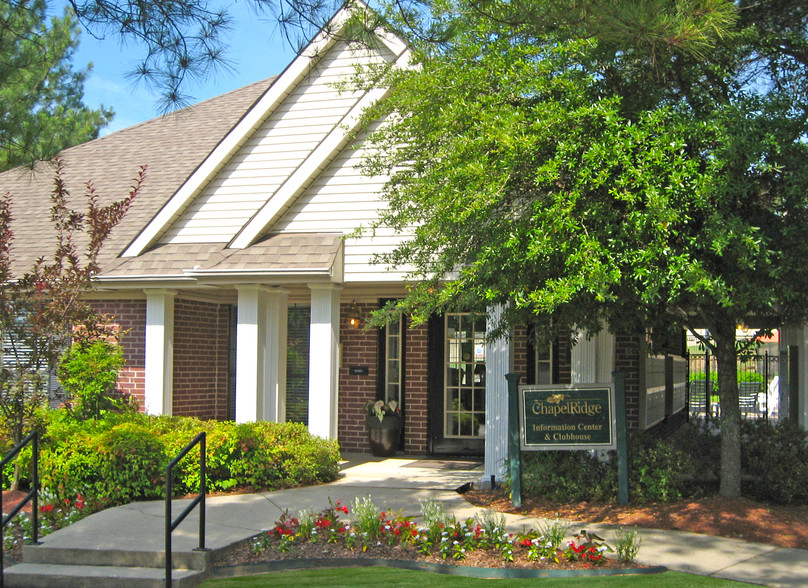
[165,432,207,588]
[165,456,173,588]
[197,434,206,551]
[32,432,39,546]
[0,431,40,588]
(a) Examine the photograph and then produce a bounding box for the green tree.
[0,0,112,171]
[361,0,808,497]
[58,340,125,420]
[2,0,347,112]
[0,159,141,488]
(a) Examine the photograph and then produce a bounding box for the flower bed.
[222,496,645,573]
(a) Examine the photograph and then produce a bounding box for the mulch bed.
[463,489,808,550]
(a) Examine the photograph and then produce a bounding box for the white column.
[571,330,598,383]
[595,329,616,383]
[484,304,513,483]
[235,285,267,423]
[798,326,808,428]
[144,289,176,415]
[264,289,289,422]
[308,283,342,439]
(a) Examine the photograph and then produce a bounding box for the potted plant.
[364,399,402,457]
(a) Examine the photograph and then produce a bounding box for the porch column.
[308,283,342,440]
[571,330,597,383]
[144,289,176,415]
[235,285,267,423]
[780,324,808,427]
[264,288,289,422]
[485,304,513,482]
[595,330,616,383]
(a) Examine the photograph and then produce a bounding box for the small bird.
[580,529,605,542]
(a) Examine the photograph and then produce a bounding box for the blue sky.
[71,1,301,135]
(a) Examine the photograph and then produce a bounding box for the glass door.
[445,313,486,439]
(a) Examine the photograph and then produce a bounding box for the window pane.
[388,338,400,360]
[473,387,485,412]
[388,319,400,335]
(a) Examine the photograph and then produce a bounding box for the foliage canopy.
[361,0,808,496]
[0,0,112,171]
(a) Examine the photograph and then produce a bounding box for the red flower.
[39,504,54,513]
[520,538,532,547]
[74,494,85,509]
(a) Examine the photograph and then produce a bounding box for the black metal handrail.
[0,431,40,588]
[165,432,207,588]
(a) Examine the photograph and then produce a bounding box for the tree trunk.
[713,320,741,498]
[10,461,21,492]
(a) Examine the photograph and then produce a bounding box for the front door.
[428,313,486,455]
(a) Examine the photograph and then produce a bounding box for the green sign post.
[507,377,629,508]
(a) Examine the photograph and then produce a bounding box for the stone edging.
[212,557,667,580]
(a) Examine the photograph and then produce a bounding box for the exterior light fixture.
[348,301,360,327]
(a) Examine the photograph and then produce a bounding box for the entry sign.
[520,385,616,451]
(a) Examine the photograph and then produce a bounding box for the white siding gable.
[272,125,411,282]
[160,41,394,244]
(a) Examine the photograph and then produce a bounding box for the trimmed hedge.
[514,420,808,506]
[516,432,692,504]
[33,412,340,508]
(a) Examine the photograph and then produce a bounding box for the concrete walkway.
[7,453,808,587]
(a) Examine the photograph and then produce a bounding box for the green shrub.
[517,450,613,503]
[669,420,720,483]
[737,371,765,385]
[96,422,167,503]
[627,433,692,503]
[742,419,808,505]
[515,432,694,505]
[58,341,126,420]
[36,412,342,506]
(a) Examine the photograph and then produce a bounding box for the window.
[384,315,403,407]
[444,313,486,438]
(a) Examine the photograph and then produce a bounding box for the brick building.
[0,5,689,483]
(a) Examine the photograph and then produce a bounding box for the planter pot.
[365,414,402,457]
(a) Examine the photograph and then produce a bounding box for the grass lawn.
[200,568,749,587]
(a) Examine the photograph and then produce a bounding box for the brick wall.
[173,299,231,420]
[337,304,430,455]
[89,299,146,407]
[615,333,641,431]
[513,326,529,378]
[338,302,379,452]
[557,336,572,384]
[403,320,428,455]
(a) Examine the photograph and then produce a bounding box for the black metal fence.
[688,352,781,421]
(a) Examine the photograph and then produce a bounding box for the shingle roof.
[101,233,342,279]
[0,77,276,278]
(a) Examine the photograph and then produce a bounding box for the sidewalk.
[7,454,808,587]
